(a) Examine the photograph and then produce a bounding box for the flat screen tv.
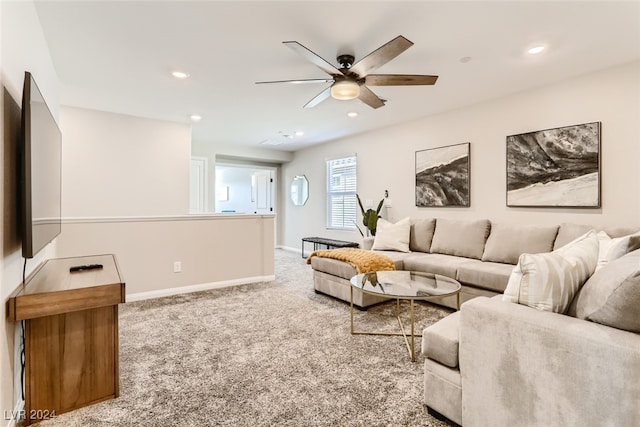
[21,71,62,258]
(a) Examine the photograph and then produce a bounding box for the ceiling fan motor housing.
[337,54,355,70]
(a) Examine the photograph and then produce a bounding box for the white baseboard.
[126,275,276,302]
[277,245,312,258]
[277,245,301,253]
[5,400,24,427]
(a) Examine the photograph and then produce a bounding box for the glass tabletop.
[350,271,461,300]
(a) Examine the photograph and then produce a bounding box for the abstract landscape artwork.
[506,122,601,207]
[415,142,470,207]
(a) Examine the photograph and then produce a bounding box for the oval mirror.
[291,175,309,206]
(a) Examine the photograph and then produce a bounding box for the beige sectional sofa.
[310,217,640,426]
[309,218,635,309]
[422,247,640,426]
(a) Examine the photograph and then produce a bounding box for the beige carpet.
[39,249,453,426]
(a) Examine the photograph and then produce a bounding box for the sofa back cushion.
[553,223,592,250]
[554,223,640,250]
[409,218,436,252]
[482,223,558,265]
[596,230,640,271]
[570,248,640,333]
[430,219,491,260]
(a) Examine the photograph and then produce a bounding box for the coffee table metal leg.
[350,295,422,362]
[350,286,354,334]
[410,299,415,362]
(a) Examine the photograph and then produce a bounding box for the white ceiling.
[34,1,640,152]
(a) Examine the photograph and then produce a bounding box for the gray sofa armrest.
[459,297,640,427]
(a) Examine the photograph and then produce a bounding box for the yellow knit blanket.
[306,248,396,274]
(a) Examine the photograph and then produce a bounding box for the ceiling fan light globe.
[330,80,360,100]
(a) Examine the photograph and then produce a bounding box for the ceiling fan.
[256,35,438,109]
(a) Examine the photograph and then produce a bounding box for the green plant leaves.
[356,194,385,236]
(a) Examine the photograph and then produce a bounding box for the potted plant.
[355,194,385,237]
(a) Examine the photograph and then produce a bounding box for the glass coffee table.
[350,271,461,362]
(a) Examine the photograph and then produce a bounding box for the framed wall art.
[415,142,470,207]
[506,122,601,208]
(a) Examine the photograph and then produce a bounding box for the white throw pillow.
[596,230,640,271]
[503,230,599,313]
[371,217,411,252]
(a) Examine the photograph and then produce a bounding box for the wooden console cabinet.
[7,254,125,425]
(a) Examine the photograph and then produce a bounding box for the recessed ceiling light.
[190,114,202,122]
[172,71,190,79]
[347,111,358,118]
[295,131,304,137]
[527,45,546,55]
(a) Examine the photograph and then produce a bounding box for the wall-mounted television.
[21,71,62,259]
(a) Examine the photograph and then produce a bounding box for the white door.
[189,157,208,213]
[252,170,273,214]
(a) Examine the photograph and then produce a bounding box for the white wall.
[57,105,275,291]
[56,215,275,297]
[1,0,60,422]
[280,61,640,250]
[61,107,191,217]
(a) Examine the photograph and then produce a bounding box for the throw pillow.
[596,230,640,271]
[482,223,558,265]
[372,217,411,252]
[573,248,640,333]
[503,230,599,313]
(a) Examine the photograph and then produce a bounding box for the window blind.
[326,156,357,229]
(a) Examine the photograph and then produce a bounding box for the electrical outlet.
[384,198,393,207]
[173,261,182,273]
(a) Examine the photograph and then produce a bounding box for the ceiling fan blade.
[364,74,438,86]
[358,85,385,109]
[283,41,343,76]
[303,87,332,109]
[255,78,333,85]
[349,35,414,77]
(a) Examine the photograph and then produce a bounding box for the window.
[326,156,357,229]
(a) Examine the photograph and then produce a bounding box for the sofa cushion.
[596,230,640,271]
[553,223,593,250]
[482,223,558,265]
[456,260,515,293]
[402,253,471,279]
[372,217,411,252]
[554,223,640,250]
[572,248,640,333]
[410,218,436,252]
[430,219,491,260]
[601,226,640,239]
[309,257,357,281]
[422,311,460,368]
[370,250,410,269]
[503,231,599,313]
